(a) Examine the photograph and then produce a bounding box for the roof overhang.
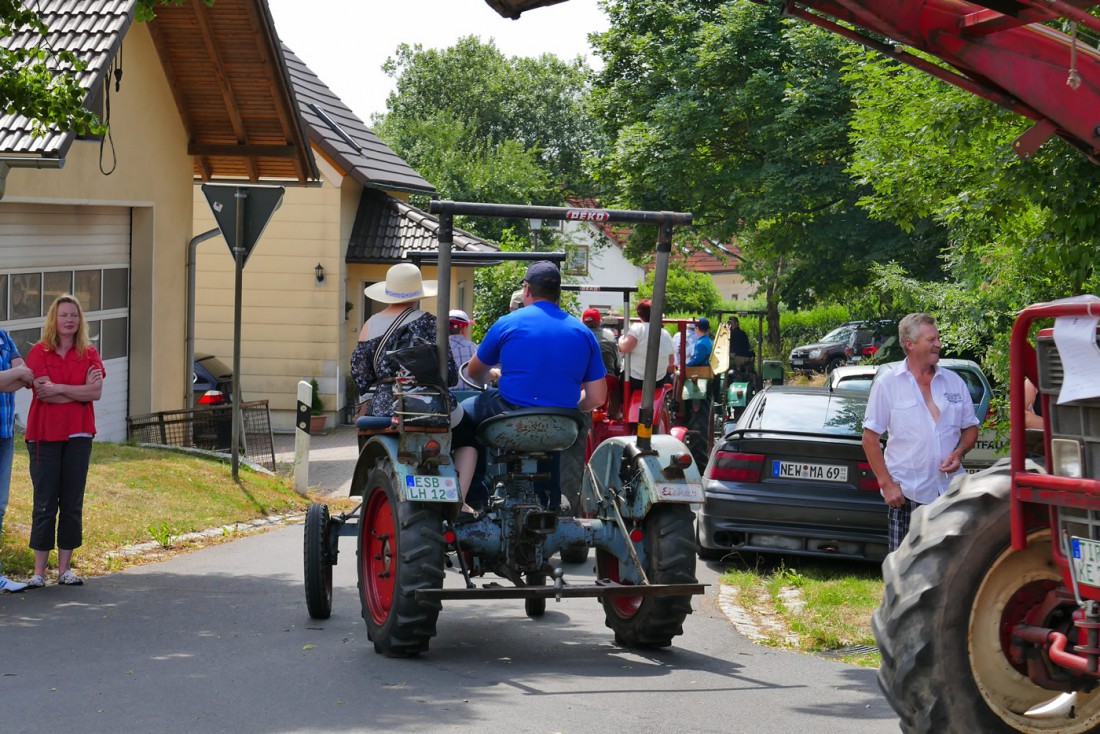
[147,0,318,185]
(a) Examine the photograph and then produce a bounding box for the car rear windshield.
[197,355,232,379]
[747,391,867,437]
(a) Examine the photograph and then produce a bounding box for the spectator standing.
[861,312,980,552]
[687,317,714,367]
[24,295,105,587]
[0,328,33,592]
[618,298,675,390]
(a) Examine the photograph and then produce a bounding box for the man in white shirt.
[862,312,979,552]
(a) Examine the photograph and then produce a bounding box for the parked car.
[872,357,1004,472]
[193,352,234,406]
[844,319,896,364]
[788,321,869,374]
[827,364,877,392]
[697,385,888,562]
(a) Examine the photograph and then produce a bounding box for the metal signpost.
[201,184,285,478]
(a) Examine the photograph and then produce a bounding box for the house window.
[99,317,129,359]
[564,245,589,276]
[11,273,41,320]
[44,271,73,304]
[75,270,102,311]
[10,328,39,357]
[102,268,129,310]
[0,275,7,320]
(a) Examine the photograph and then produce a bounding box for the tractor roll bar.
[428,200,692,451]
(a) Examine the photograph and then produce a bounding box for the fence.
[126,400,276,472]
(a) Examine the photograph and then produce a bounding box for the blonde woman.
[24,295,104,587]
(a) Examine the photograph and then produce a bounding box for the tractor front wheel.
[357,464,446,657]
[597,505,696,648]
[304,502,334,619]
[874,466,1100,733]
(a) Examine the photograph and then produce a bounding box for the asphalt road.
[1,524,899,734]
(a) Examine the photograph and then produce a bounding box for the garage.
[0,203,131,442]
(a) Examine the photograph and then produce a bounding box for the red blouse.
[25,343,105,441]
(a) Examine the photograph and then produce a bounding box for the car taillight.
[862,345,878,356]
[199,390,226,405]
[857,461,879,492]
[707,451,765,482]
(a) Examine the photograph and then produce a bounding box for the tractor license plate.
[1071,537,1100,588]
[656,483,704,503]
[772,460,848,482]
[403,475,458,502]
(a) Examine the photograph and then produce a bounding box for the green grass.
[720,555,884,667]
[0,439,344,579]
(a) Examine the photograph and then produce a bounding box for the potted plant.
[309,378,327,434]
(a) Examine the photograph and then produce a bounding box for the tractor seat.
[625,384,670,423]
[356,415,396,432]
[477,407,584,453]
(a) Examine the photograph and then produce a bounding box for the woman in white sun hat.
[351,263,458,419]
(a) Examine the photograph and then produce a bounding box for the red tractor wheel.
[596,505,696,648]
[874,466,1100,733]
[357,463,446,657]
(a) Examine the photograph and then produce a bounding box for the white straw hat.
[363,263,437,303]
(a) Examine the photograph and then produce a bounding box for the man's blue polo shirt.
[477,301,605,408]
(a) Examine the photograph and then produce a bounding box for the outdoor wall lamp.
[315,263,325,283]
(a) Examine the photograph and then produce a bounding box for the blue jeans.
[460,390,562,510]
[0,436,12,539]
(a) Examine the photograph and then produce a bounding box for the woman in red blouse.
[24,295,104,588]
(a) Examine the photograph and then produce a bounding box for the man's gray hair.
[898,312,936,355]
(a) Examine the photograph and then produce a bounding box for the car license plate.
[772,460,848,482]
[791,359,803,366]
[1071,537,1100,587]
[403,474,458,502]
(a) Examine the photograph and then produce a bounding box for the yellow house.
[191,45,497,432]
[0,0,317,441]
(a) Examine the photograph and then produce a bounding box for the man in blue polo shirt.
[455,261,607,511]
[0,329,33,592]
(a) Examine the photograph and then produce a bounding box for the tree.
[372,36,607,240]
[844,51,1100,381]
[636,261,720,316]
[589,1,944,351]
[1,1,205,135]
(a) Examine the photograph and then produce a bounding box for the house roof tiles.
[282,45,435,196]
[0,0,133,159]
[347,189,496,263]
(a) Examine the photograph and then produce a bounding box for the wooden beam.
[187,143,299,158]
[189,0,257,181]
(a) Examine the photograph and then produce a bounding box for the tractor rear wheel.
[357,464,446,657]
[597,505,696,648]
[304,502,333,620]
[874,466,1100,733]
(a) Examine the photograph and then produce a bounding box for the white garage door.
[0,203,131,442]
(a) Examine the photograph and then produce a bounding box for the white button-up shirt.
[863,360,980,504]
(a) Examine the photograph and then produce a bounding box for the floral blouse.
[351,310,458,417]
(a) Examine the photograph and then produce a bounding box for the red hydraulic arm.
[486,0,1100,161]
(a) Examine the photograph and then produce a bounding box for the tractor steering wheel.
[459,360,489,391]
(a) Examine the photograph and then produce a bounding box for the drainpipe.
[186,228,221,406]
[0,157,66,200]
